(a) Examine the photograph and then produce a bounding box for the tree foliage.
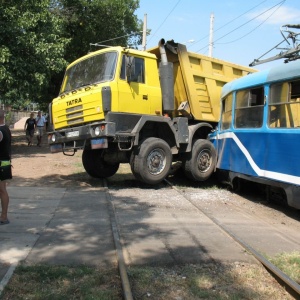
[59,0,142,63]
[0,0,142,110]
[0,0,70,109]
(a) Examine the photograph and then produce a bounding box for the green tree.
[59,0,142,63]
[0,0,70,109]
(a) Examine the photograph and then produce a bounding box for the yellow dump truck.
[48,39,255,184]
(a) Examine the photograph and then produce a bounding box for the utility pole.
[142,14,147,51]
[208,13,214,57]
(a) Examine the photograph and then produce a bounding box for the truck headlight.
[51,134,56,142]
[94,126,100,136]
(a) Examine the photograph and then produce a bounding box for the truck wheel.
[132,137,172,184]
[183,139,216,181]
[130,151,142,181]
[82,149,119,178]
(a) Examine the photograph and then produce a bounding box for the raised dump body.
[148,41,255,122]
[48,39,255,185]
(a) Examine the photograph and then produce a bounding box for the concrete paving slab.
[187,190,300,256]
[8,186,66,201]
[0,233,38,264]
[25,189,116,267]
[0,186,117,294]
[0,187,65,265]
[109,188,257,266]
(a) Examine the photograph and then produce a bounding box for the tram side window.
[269,80,300,128]
[220,94,233,130]
[235,87,264,128]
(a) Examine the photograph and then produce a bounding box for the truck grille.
[67,111,83,119]
[67,117,84,125]
[66,105,83,125]
[66,105,83,113]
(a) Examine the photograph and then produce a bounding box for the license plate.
[91,138,108,149]
[50,144,63,153]
[66,130,79,138]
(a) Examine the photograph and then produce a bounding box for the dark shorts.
[26,129,35,137]
[0,165,12,181]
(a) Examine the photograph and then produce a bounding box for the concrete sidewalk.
[1,183,299,300]
[0,186,116,292]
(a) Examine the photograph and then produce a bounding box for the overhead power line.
[196,0,286,53]
[92,31,143,46]
[217,1,285,45]
[190,0,268,48]
[147,0,182,44]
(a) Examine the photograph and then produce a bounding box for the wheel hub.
[147,149,166,175]
[197,150,211,172]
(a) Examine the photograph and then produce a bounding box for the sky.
[135,0,300,70]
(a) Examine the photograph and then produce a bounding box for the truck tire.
[131,137,172,185]
[82,149,119,178]
[182,139,216,181]
[130,152,142,181]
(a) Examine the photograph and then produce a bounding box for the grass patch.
[268,251,300,284]
[1,264,121,300]
[73,161,85,174]
[127,263,293,299]
[1,262,294,299]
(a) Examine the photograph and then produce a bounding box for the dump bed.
[148,41,256,122]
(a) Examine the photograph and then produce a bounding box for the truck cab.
[50,47,162,133]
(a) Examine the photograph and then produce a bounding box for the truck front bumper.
[48,122,116,153]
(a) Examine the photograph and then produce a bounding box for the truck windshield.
[60,51,118,94]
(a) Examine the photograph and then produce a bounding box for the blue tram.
[209,60,300,209]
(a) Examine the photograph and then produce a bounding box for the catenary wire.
[196,0,286,53]
[189,0,268,48]
[147,0,182,44]
[216,0,285,45]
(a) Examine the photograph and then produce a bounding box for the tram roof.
[221,59,300,98]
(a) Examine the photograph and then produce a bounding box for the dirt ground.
[10,129,102,188]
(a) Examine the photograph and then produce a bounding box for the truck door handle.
[143,95,148,100]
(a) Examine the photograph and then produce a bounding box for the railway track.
[165,179,300,300]
[105,188,134,300]
[104,177,300,299]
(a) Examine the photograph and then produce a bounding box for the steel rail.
[104,180,133,300]
[165,179,300,299]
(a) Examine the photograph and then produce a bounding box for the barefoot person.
[0,109,12,225]
[35,110,46,147]
[24,112,37,146]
